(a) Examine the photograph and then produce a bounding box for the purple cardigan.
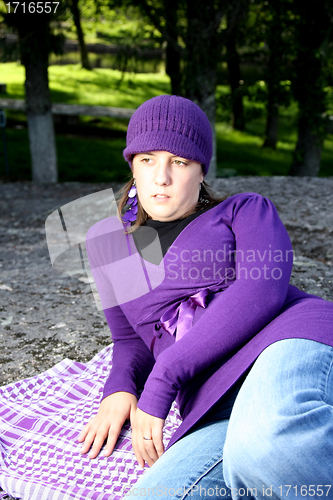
[86,193,333,449]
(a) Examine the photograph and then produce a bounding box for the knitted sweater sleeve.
[101,306,155,401]
[137,193,293,419]
[85,221,155,401]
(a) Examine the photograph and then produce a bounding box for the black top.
[144,205,217,256]
[133,202,219,262]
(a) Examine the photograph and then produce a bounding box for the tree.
[225,0,249,132]
[3,2,64,183]
[66,0,92,70]
[185,0,253,179]
[163,0,181,96]
[232,0,294,149]
[289,0,332,176]
[111,0,247,180]
[260,0,293,149]
[124,0,183,95]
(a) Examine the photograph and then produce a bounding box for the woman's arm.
[78,306,155,459]
[81,221,155,458]
[102,305,155,400]
[85,219,156,400]
[137,194,293,419]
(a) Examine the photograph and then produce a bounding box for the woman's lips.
[153,194,170,199]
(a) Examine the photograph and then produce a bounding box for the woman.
[80,95,333,499]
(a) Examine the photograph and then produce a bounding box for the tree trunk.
[164,0,182,96]
[186,70,218,181]
[289,118,322,176]
[18,15,57,183]
[197,92,217,183]
[289,0,329,176]
[27,113,58,183]
[262,0,285,150]
[263,101,279,149]
[226,32,244,131]
[184,0,228,180]
[70,0,91,71]
[165,42,182,96]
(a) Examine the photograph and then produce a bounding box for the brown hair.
[116,170,227,233]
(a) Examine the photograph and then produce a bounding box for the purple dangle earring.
[199,182,209,205]
[122,179,138,224]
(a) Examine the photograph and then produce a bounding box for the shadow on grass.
[56,135,128,183]
[217,121,294,176]
[0,124,128,183]
[47,66,171,107]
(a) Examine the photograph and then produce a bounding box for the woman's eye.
[173,160,187,166]
[141,157,153,163]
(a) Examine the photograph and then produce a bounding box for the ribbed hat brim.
[123,130,208,171]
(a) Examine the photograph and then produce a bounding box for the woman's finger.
[152,427,164,458]
[137,437,156,468]
[87,431,109,459]
[131,408,165,467]
[77,420,93,442]
[133,431,161,467]
[103,421,123,457]
[142,434,159,464]
[80,426,108,458]
[143,426,164,464]
[132,428,145,468]
[79,429,96,455]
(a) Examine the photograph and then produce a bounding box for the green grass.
[57,135,128,183]
[0,62,332,181]
[0,63,170,182]
[0,62,171,106]
[217,108,333,177]
[216,106,296,177]
[217,122,293,176]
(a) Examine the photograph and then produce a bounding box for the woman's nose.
[154,161,171,185]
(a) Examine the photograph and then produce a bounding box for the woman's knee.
[222,399,289,485]
[223,339,333,489]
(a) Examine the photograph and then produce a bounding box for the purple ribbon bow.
[150,281,231,352]
[160,288,211,342]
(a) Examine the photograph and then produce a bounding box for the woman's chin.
[147,207,177,222]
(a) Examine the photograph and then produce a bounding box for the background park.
[0,0,333,183]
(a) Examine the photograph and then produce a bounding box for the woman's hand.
[78,391,137,459]
[131,407,165,468]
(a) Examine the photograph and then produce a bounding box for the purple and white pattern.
[0,346,182,500]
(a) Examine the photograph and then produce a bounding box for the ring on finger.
[143,436,153,441]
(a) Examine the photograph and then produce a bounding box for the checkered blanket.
[0,346,182,500]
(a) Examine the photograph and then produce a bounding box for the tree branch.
[131,0,185,55]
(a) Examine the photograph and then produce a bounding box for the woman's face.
[132,150,204,222]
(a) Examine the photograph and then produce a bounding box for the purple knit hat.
[123,95,212,175]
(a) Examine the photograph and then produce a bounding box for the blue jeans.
[129,339,333,500]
